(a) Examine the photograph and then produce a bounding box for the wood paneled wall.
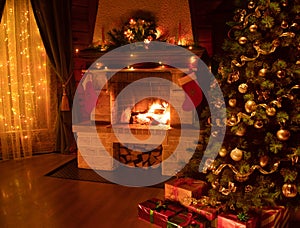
[71,0,98,51]
[71,0,234,56]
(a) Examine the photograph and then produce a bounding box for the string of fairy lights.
[0,0,50,158]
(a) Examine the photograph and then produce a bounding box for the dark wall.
[211,0,247,55]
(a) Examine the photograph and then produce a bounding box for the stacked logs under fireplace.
[113,143,162,168]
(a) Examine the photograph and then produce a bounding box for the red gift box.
[259,206,290,228]
[138,198,185,228]
[185,202,222,221]
[167,211,209,228]
[217,213,258,228]
[165,178,207,203]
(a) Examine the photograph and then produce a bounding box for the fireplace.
[90,68,194,127]
[72,47,208,176]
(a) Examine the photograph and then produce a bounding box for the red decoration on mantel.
[84,81,98,114]
[178,72,203,111]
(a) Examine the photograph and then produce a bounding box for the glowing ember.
[131,101,170,125]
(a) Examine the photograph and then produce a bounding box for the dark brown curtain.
[0,0,6,22]
[31,0,76,153]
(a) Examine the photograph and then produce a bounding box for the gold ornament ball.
[227,115,238,126]
[254,120,264,129]
[276,129,291,141]
[259,155,269,167]
[282,183,298,198]
[219,147,228,157]
[230,148,243,161]
[238,37,248,45]
[281,20,289,29]
[248,1,255,9]
[245,100,257,113]
[277,70,286,79]
[238,83,248,93]
[266,106,276,116]
[249,24,258,32]
[228,98,237,107]
[258,68,267,77]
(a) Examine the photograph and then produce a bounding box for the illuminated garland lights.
[202,153,299,196]
[231,32,295,68]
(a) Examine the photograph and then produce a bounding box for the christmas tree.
[201,0,300,213]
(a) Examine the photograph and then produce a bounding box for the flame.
[135,101,170,125]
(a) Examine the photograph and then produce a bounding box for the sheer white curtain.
[0,0,56,160]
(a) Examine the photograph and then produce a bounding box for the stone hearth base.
[73,122,201,176]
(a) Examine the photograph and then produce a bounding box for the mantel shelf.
[83,67,191,74]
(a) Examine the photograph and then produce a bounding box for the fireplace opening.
[120,98,171,126]
[130,98,170,126]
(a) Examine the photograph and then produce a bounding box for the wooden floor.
[0,153,164,228]
[0,153,299,228]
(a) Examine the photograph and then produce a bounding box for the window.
[0,0,56,159]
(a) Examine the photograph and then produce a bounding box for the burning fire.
[131,101,170,125]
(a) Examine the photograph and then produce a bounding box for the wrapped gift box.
[138,198,185,228]
[185,202,222,221]
[259,206,290,228]
[165,178,207,203]
[167,211,209,228]
[217,213,258,228]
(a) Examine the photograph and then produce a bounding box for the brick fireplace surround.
[72,48,207,176]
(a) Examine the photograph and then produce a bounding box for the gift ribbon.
[149,209,154,223]
[178,212,194,227]
[148,200,168,224]
[167,212,206,227]
[180,213,206,227]
[155,200,167,211]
